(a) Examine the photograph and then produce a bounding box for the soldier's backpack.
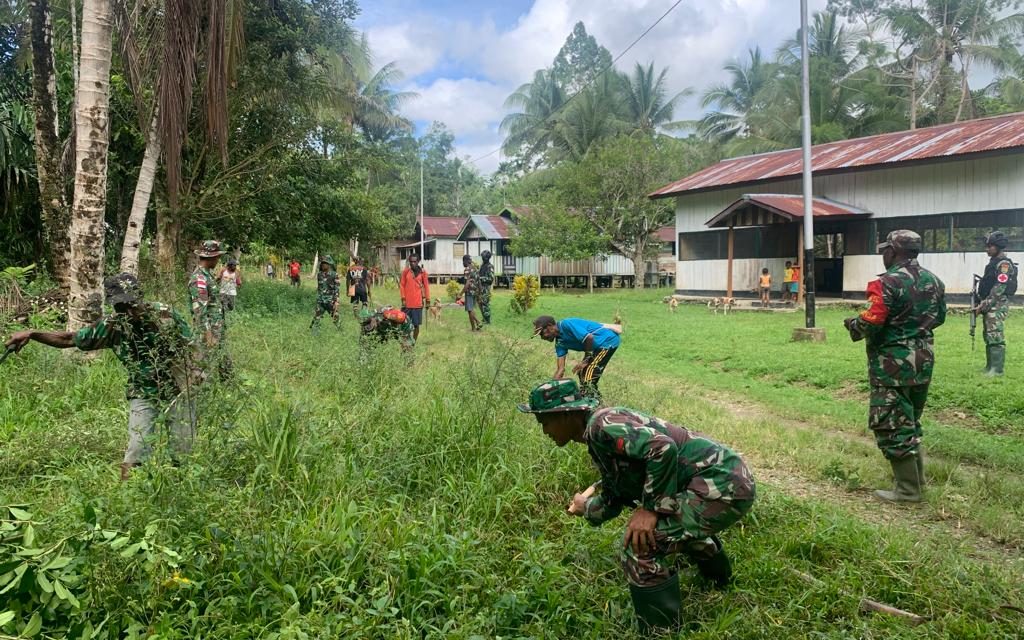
[382,308,408,324]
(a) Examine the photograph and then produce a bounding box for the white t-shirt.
[219,269,239,296]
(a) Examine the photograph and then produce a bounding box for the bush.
[445,279,461,301]
[509,275,540,314]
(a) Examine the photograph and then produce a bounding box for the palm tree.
[354,62,417,143]
[619,62,692,134]
[550,72,627,162]
[499,69,566,166]
[698,48,775,144]
[68,0,113,330]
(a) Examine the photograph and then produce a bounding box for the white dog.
[707,297,735,315]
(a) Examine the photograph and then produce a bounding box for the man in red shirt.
[288,258,302,287]
[399,254,431,341]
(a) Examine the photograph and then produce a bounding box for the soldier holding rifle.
[973,231,1017,376]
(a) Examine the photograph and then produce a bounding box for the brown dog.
[668,297,679,313]
[429,298,443,324]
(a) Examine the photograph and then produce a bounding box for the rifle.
[0,346,15,365]
[969,274,982,351]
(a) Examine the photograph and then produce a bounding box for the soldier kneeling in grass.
[359,306,415,354]
[519,379,756,631]
[4,274,199,480]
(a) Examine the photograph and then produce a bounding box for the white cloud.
[363,0,831,173]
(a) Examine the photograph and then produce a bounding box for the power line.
[469,0,687,167]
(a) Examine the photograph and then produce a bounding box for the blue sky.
[355,0,830,173]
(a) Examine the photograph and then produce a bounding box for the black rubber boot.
[874,456,922,503]
[694,538,732,588]
[983,345,993,373]
[986,345,1005,376]
[629,573,682,632]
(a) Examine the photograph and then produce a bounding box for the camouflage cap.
[321,254,336,266]
[985,230,1009,249]
[876,229,921,253]
[104,273,143,306]
[195,240,226,258]
[517,379,599,414]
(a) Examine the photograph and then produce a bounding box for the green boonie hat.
[322,255,336,266]
[876,229,921,253]
[195,240,227,258]
[517,379,599,414]
[104,273,143,306]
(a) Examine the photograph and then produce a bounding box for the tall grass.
[1,284,1021,638]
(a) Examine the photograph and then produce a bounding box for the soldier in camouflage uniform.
[974,231,1017,376]
[519,379,756,631]
[844,230,946,503]
[188,240,230,377]
[460,254,482,331]
[310,255,341,332]
[359,306,415,353]
[478,249,495,324]
[5,274,198,480]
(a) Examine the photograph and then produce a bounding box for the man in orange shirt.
[399,253,431,341]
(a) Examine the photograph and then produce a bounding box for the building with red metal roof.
[652,113,1024,300]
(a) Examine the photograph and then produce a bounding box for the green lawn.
[1,281,1021,639]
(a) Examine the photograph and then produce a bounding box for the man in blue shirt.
[533,315,621,399]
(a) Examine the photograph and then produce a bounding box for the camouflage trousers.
[125,395,197,464]
[620,487,756,588]
[983,301,1009,347]
[311,299,339,328]
[479,287,492,323]
[869,385,928,460]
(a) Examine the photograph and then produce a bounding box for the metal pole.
[800,0,816,328]
[419,157,425,259]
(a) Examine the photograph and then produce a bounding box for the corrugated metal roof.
[651,112,1024,198]
[706,195,871,228]
[656,226,675,242]
[460,215,514,240]
[420,216,466,238]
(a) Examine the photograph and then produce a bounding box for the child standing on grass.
[782,261,794,304]
[758,268,772,307]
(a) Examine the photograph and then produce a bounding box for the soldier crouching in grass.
[519,379,756,631]
[4,274,199,480]
[844,230,946,503]
[358,306,415,359]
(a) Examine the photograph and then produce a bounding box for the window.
[453,242,466,259]
[678,231,726,260]
[875,210,1024,253]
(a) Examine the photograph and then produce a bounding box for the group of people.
[6,240,237,480]
[757,260,802,307]
[2,229,1016,633]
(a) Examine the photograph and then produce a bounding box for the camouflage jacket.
[581,407,756,526]
[478,262,494,289]
[978,253,1017,312]
[317,269,341,305]
[188,266,225,338]
[73,303,195,401]
[462,265,480,297]
[850,258,946,387]
[361,310,415,348]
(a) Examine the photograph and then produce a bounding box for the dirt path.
[634,377,1024,564]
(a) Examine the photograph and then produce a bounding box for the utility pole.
[419,156,425,259]
[794,0,825,342]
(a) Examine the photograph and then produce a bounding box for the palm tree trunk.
[28,0,70,293]
[68,0,114,331]
[120,108,161,275]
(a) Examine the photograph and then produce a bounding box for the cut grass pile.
[1,280,1021,638]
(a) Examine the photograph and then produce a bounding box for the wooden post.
[726,223,735,298]
[796,226,804,305]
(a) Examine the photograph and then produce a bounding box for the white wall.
[844,252,991,295]
[516,254,635,277]
[674,154,1024,233]
[676,258,791,293]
